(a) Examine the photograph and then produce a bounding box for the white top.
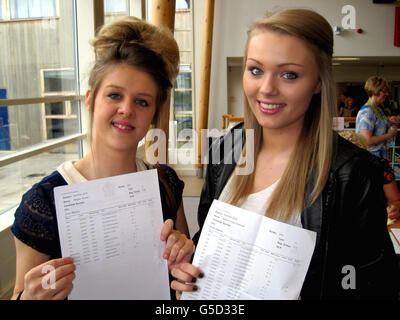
[219,173,302,227]
[57,158,147,184]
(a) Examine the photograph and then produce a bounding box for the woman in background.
[11,17,194,300]
[171,9,400,299]
[356,76,398,159]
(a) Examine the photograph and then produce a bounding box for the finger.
[160,219,174,241]
[171,266,197,283]
[51,283,74,300]
[180,262,204,279]
[171,280,198,293]
[168,236,186,263]
[29,257,74,278]
[54,264,76,283]
[175,239,194,263]
[176,290,182,300]
[163,231,179,259]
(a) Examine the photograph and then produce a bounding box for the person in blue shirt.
[356,76,399,159]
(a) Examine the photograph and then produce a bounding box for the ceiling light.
[332,57,361,61]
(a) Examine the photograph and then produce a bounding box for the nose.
[118,99,135,118]
[259,74,278,96]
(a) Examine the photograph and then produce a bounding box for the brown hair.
[87,16,179,140]
[227,9,336,222]
[364,76,390,97]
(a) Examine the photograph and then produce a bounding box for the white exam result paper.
[54,169,170,300]
[182,200,316,300]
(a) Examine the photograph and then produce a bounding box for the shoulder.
[333,134,382,181]
[11,171,66,256]
[209,122,245,164]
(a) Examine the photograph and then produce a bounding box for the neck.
[260,124,301,157]
[368,96,379,107]
[75,147,137,180]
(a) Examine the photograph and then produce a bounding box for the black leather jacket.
[193,123,400,299]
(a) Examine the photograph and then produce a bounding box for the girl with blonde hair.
[171,9,399,299]
[11,17,193,300]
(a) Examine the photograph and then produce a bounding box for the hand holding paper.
[181,200,316,300]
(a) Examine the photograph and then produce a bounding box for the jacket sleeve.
[192,161,217,245]
[326,153,400,299]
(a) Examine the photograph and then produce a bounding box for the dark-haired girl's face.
[243,30,321,135]
[88,64,157,153]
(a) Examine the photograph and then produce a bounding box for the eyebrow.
[247,58,305,68]
[105,85,155,97]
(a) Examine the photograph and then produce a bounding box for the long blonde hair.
[228,9,336,222]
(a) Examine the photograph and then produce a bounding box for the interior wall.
[193,0,400,129]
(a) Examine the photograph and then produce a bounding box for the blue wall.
[0,89,10,150]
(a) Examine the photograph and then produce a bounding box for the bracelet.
[16,291,23,300]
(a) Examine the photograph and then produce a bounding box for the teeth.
[260,103,283,110]
[113,123,133,130]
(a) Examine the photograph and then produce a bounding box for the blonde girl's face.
[87,64,157,153]
[243,30,321,134]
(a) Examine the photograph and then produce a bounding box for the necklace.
[367,99,384,121]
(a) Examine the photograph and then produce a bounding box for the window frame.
[0,0,59,21]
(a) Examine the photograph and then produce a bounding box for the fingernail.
[192,285,198,292]
[198,272,204,278]
[191,277,197,283]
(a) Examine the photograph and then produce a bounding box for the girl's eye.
[282,72,298,80]
[108,93,121,100]
[135,99,149,107]
[250,67,263,76]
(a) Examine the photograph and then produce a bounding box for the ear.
[85,89,92,110]
[314,80,322,94]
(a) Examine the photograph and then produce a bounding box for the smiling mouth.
[112,122,134,130]
[259,102,286,110]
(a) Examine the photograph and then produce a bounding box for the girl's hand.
[21,257,75,300]
[160,219,194,270]
[170,262,204,300]
[387,203,400,221]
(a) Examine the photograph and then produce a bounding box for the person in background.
[11,17,194,300]
[356,76,399,160]
[338,130,400,222]
[338,95,357,117]
[170,9,400,299]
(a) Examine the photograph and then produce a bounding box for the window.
[104,0,129,14]
[172,2,194,152]
[41,69,79,140]
[0,0,82,215]
[10,0,57,19]
[176,0,190,10]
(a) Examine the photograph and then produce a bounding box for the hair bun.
[92,16,179,83]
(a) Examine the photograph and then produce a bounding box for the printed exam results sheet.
[54,169,170,300]
[182,200,316,300]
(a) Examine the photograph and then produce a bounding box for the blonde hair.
[87,16,179,140]
[338,131,368,150]
[364,76,390,97]
[227,9,336,222]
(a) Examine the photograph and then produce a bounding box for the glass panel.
[0,0,81,215]
[175,72,192,89]
[0,142,80,213]
[176,0,190,10]
[104,0,128,13]
[104,0,129,24]
[43,69,75,93]
[1,1,76,99]
[174,90,192,112]
[11,0,57,19]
